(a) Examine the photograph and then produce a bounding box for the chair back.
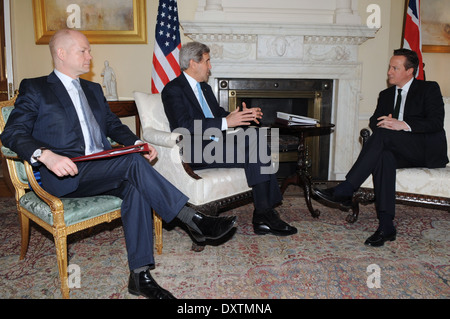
[444,101,450,161]
[0,96,29,191]
[133,92,170,132]
[0,105,14,126]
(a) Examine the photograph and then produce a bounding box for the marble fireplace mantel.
[181,1,378,180]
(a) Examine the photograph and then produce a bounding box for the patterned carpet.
[0,186,449,299]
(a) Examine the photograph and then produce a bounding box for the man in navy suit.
[162,42,297,237]
[314,49,448,246]
[1,29,237,299]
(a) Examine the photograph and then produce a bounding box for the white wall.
[9,0,450,133]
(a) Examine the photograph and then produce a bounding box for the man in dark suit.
[0,29,237,299]
[314,49,448,247]
[162,42,297,237]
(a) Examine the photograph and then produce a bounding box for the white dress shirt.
[395,77,413,131]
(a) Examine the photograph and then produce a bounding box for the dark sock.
[334,181,354,197]
[176,206,202,233]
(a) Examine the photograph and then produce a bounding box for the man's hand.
[226,102,263,128]
[376,114,409,131]
[38,149,78,177]
[141,143,158,162]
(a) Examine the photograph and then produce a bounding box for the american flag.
[403,0,424,80]
[151,0,181,93]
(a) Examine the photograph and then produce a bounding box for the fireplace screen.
[215,78,333,180]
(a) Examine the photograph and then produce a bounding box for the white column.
[335,0,360,25]
[204,0,223,11]
[336,0,352,13]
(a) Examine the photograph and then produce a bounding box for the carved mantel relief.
[182,0,378,180]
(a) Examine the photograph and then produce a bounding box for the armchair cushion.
[19,192,123,227]
[361,167,450,198]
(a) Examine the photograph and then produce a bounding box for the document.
[71,144,150,162]
[276,112,318,125]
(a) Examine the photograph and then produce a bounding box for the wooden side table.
[108,100,141,138]
[272,122,335,219]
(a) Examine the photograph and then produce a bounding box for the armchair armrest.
[1,145,19,159]
[360,128,372,145]
[24,161,64,215]
[142,127,181,148]
[143,127,203,180]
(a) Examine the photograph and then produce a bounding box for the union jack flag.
[403,0,424,80]
[151,0,181,93]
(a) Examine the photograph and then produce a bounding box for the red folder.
[71,144,150,162]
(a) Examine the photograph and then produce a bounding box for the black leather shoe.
[364,229,397,247]
[187,213,237,242]
[253,209,297,236]
[128,269,175,299]
[313,187,353,209]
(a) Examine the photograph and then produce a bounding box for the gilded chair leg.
[54,231,69,299]
[18,211,30,260]
[153,210,163,255]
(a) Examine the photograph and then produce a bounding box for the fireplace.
[215,78,333,180]
[182,0,378,180]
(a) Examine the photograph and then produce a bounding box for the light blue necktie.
[72,79,104,154]
[196,82,214,118]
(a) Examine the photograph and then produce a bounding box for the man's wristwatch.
[32,147,47,161]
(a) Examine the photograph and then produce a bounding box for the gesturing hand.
[226,102,263,128]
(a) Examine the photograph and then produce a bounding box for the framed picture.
[421,0,450,53]
[32,0,147,44]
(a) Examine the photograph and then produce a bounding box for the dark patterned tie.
[393,88,402,119]
[72,79,103,154]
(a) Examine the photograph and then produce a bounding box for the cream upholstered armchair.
[133,92,253,218]
[0,96,162,298]
[349,100,450,223]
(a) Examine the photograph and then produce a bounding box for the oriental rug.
[0,186,448,299]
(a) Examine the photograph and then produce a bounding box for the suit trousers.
[62,153,188,270]
[345,128,427,223]
[187,128,282,211]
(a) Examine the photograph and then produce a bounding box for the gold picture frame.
[32,0,147,44]
[421,0,450,53]
[423,45,450,54]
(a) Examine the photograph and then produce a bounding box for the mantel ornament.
[101,60,118,101]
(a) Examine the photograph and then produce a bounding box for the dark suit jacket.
[1,71,138,196]
[161,73,278,189]
[369,79,448,168]
[162,73,229,134]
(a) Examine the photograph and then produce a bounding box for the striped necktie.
[72,79,104,154]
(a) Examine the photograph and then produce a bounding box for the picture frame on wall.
[421,0,450,53]
[32,0,147,44]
